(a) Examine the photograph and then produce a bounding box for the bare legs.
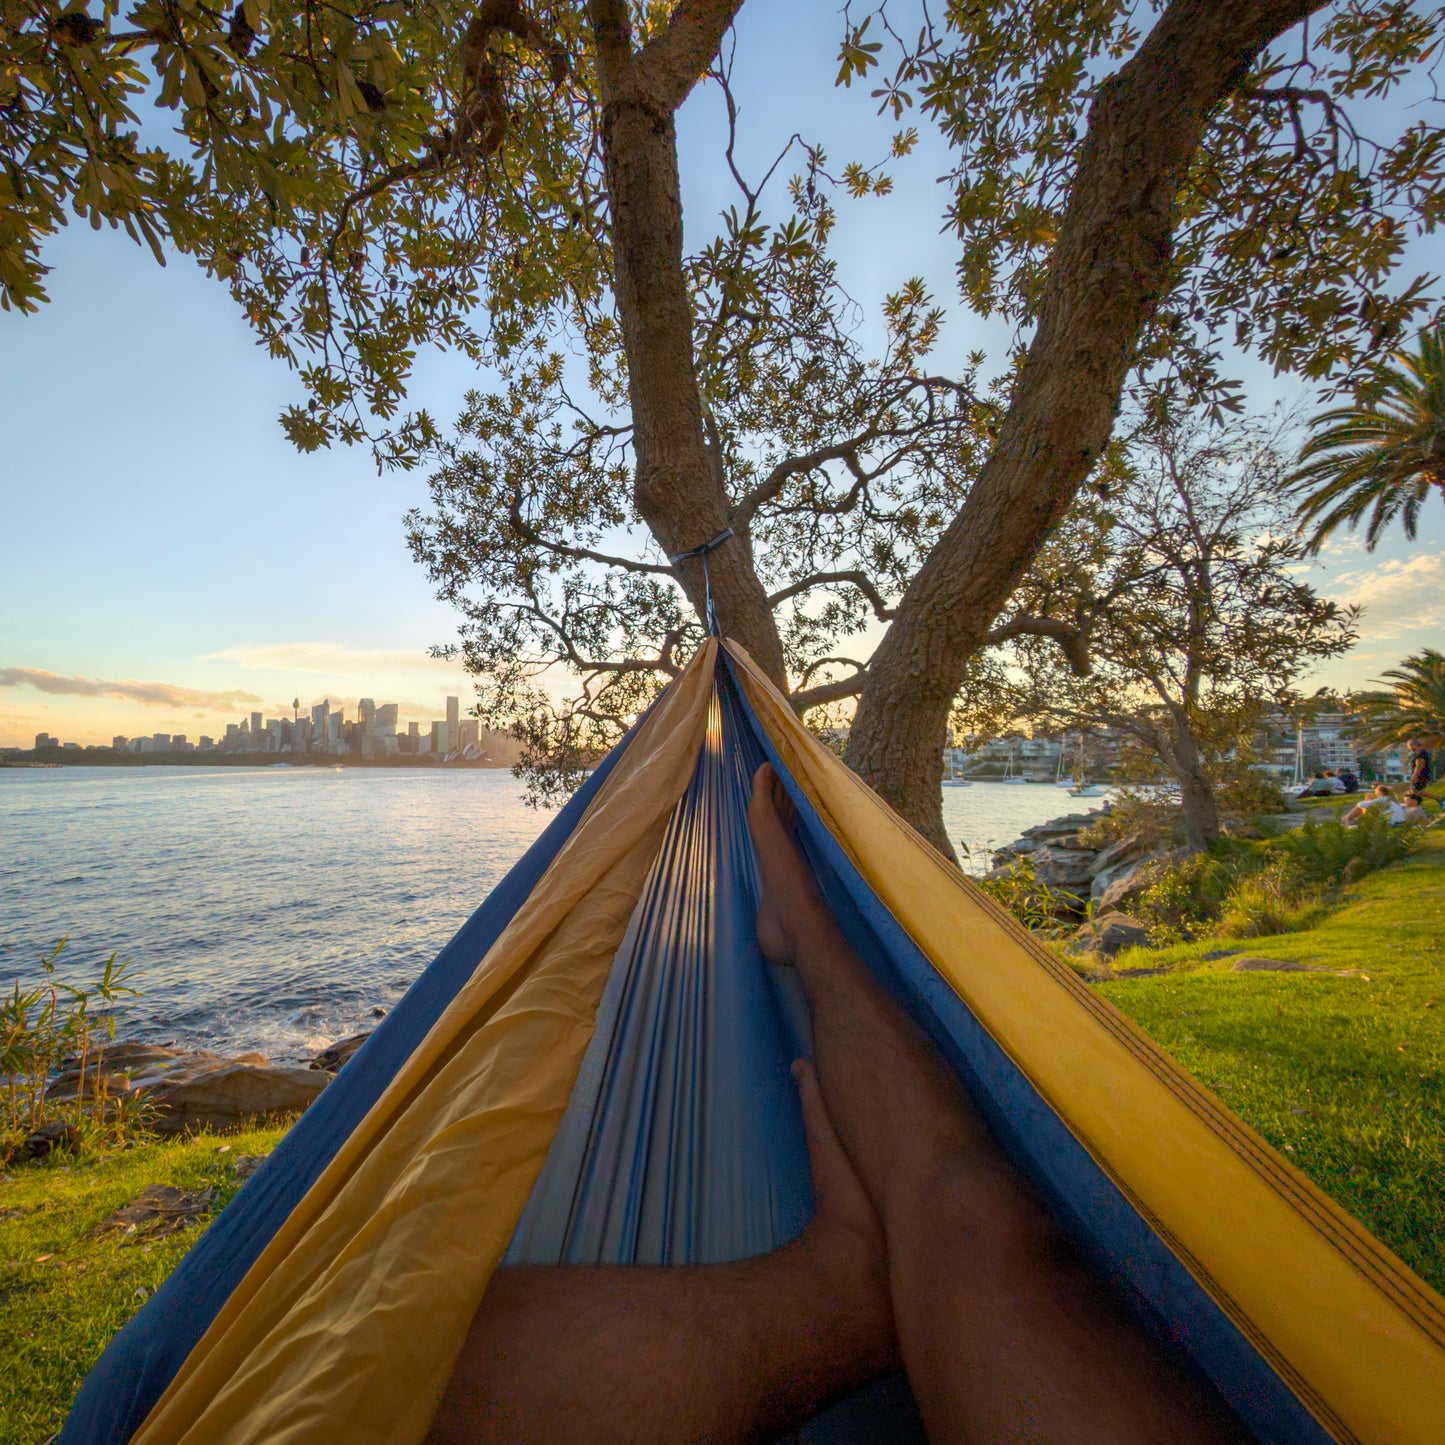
[748,762,1246,1444]
[425,1051,895,1445]
[428,763,1246,1444]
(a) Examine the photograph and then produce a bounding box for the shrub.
[1133,854,1235,945]
[1,939,143,1162]
[1217,769,1287,819]
[1275,809,1422,886]
[1214,860,1329,939]
[978,856,1083,938]
[1078,790,1182,852]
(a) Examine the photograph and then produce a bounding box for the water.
[1,767,1102,1061]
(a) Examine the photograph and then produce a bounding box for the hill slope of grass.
[1099,828,1445,1293]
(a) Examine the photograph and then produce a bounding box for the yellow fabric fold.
[132,641,718,1445]
[725,639,1445,1445]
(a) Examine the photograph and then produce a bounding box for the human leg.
[748,763,1247,1444]
[425,1054,895,1445]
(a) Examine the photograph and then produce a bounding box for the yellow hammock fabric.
[125,639,1445,1445]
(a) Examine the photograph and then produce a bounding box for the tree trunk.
[1171,724,1222,853]
[590,6,786,687]
[845,0,1321,854]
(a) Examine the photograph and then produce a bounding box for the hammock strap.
[669,527,734,637]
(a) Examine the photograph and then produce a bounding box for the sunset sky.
[3,6,1441,750]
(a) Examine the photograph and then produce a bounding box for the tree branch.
[792,668,869,712]
[638,0,748,111]
[768,570,895,621]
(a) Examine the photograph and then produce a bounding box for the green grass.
[0,1124,288,1445]
[1099,828,1445,1295]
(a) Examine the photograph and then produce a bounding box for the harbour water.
[1,766,1101,1060]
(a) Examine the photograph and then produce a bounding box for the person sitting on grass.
[1343,785,1404,827]
[1401,790,1439,826]
[425,764,1247,1445]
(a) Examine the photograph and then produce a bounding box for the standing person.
[1407,738,1434,797]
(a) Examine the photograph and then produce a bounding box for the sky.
[2,4,1442,749]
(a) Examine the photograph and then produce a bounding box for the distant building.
[153,733,172,751]
[199,736,214,750]
[34,732,55,750]
[112,736,128,751]
[431,721,450,755]
[446,696,460,756]
[171,734,188,751]
[250,712,263,748]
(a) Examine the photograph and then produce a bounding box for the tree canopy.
[9,1,1445,844]
[1347,647,1445,751]
[1288,324,1445,550]
[960,411,1358,850]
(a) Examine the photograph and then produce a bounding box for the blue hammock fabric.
[61,650,1440,1443]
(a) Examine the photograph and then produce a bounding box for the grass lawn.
[1099,827,1445,1295]
[0,1124,289,1445]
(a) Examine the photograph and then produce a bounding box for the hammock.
[63,641,1445,1445]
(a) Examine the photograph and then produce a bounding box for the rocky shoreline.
[16,1030,379,1162]
[983,804,1181,958]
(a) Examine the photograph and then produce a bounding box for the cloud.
[1331,552,1445,641]
[0,668,263,711]
[208,642,462,677]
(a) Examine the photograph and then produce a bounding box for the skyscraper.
[250,712,263,749]
[446,696,460,759]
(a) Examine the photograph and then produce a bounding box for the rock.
[15,1120,83,1161]
[1070,914,1151,958]
[231,1155,266,1182]
[1087,833,1145,878]
[1201,949,1242,961]
[1030,846,1097,890]
[94,1184,216,1239]
[147,1063,330,1136]
[310,1032,371,1073]
[1230,957,1319,973]
[1095,855,1165,917]
[45,1070,133,1102]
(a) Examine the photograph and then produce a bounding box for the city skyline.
[20,690,525,765]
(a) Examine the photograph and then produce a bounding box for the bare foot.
[793,1057,897,1374]
[748,763,834,965]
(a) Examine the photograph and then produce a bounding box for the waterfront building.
[250,712,263,748]
[199,736,214,750]
[153,734,171,751]
[112,736,127,751]
[446,696,460,757]
[34,732,56,750]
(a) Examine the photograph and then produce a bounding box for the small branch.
[768,570,895,622]
[792,669,869,712]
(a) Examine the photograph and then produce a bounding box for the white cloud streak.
[0,668,263,711]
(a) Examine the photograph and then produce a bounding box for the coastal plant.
[977,857,1083,939]
[1,939,140,1162]
[1276,811,1423,888]
[1213,860,1329,940]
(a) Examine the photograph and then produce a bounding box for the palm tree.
[1288,326,1445,552]
[1346,649,1445,753]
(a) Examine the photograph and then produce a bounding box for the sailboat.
[1056,731,1104,795]
[1001,740,1029,784]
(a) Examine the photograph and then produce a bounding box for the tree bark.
[587,0,787,686]
[1169,722,1222,853]
[844,0,1322,853]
